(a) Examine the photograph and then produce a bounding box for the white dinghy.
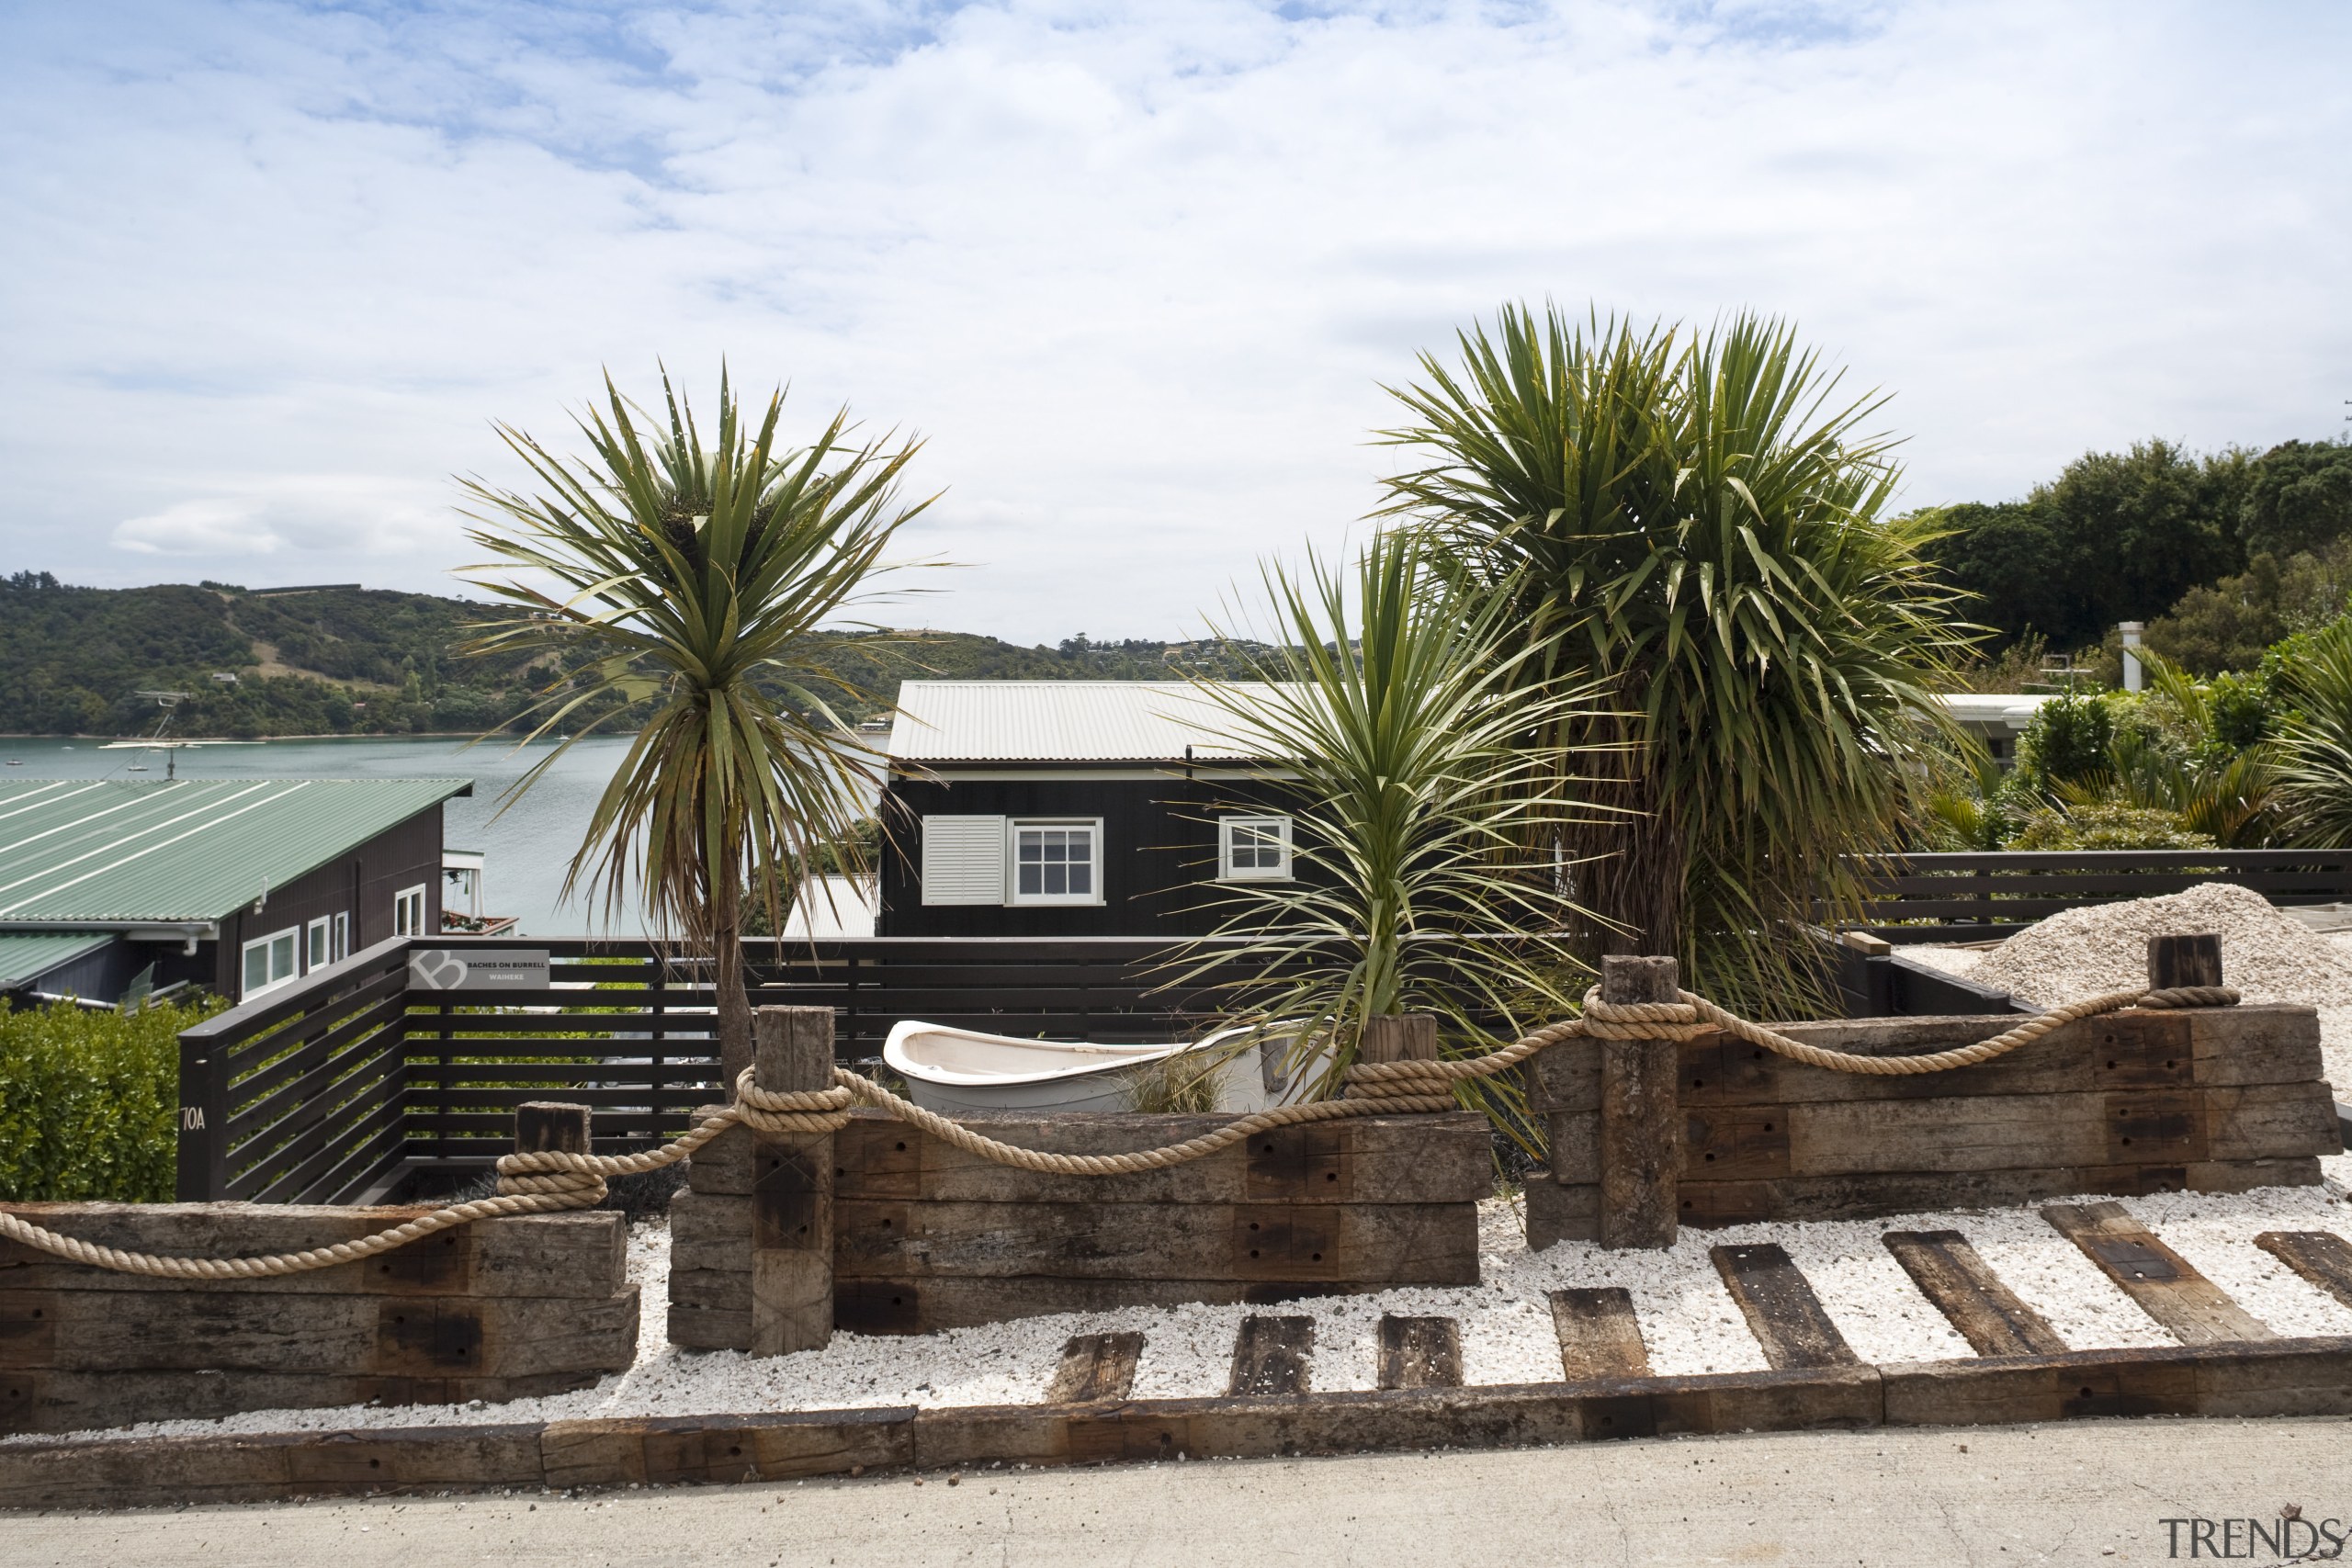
[883,1021,1323,1115]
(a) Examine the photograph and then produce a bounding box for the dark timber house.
[0,777,469,1007]
[878,681,1309,938]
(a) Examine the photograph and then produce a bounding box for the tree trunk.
[712,870,753,1099]
[1565,698,1685,964]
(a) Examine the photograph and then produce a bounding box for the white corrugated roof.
[1939,694,2058,730]
[889,682,2039,761]
[888,681,1295,762]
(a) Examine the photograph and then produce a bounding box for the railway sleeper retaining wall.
[668,1108,1493,1349]
[0,1204,638,1436]
[1526,1001,2342,1246]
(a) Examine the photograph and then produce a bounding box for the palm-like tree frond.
[1379,305,1970,1013]
[2275,621,2352,848]
[457,367,933,1086]
[1172,531,1610,1143]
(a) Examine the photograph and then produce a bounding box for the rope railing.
[0,980,2238,1280]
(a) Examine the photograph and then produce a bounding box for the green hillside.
[0,572,1265,739]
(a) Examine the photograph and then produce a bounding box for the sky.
[1,0,2346,644]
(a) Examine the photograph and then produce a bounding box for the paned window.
[241,929,299,999]
[393,885,427,937]
[1010,820,1100,905]
[1219,816,1293,881]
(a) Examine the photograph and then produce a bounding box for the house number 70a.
[180,1108,205,1131]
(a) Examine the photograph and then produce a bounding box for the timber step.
[994,1206,2299,1408]
[2041,1201,2274,1345]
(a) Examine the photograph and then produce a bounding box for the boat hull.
[883,1021,1302,1116]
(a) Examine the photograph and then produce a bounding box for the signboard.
[408,948,551,992]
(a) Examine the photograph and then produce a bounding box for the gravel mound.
[1970,881,2352,1010]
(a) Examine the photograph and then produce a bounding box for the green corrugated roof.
[0,778,469,922]
[0,931,113,987]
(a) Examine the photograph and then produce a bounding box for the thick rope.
[0,982,2238,1278]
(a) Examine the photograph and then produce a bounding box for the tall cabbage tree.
[1181,529,1602,1107]
[1379,307,1968,1012]
[460,369,930,1090]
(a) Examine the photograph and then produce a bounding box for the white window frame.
[1006,818,1103,907]
[241,928,300,999]
[331,911,351,964]
[1218,815,1294,881]
[305,916,332,972]
[393,884,427,938]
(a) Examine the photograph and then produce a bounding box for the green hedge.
[0,996,220,1201]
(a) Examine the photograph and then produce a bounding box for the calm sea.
[0,733,644,936]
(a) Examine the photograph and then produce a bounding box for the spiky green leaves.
[456,368,930,1037]
[1380,306,1969,1013]
[1179,530,1603,1112]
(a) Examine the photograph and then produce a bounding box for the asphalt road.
[7,1416,2348,1567]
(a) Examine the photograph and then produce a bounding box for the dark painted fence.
[1843,850,2352,943]
[1819,931,2030,1019]
[175,934,1274,1205]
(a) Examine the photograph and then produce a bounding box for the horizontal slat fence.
[1842,850,2352,943]
[178,936,1290,1204]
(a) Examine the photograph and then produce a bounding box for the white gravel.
[1905,885,2352,1089]
[1895,944,1985,982]
[21,1175,2352,1448]
[1969,882,2352,1012]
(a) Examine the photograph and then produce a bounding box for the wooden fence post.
[515,1100,591,1157]
[752,1005,835,1356]
[1360,1013,1439,1066]
[175,1027,230,1201]
[2149,931,2224,990]
[1599,954,1679,1250]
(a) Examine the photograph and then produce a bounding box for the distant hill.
[0,571,1267,739]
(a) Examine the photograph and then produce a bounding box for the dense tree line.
[1925,437,2352,661]
[0,571,1276,738]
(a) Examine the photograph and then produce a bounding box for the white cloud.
[114,500,287,558]
[2,1,2347,639]
[113,476,459,563]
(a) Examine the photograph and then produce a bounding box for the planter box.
[0,1203,636,1435]
[1524,1003,2339,1245]
[668,1107,1492,1345]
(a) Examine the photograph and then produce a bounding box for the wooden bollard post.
[515,1100,592,1157]
[2149,931,2224,990]
[751,1005,835,1356]
[1360,1013,1440,1066]
[1599,955,1680,1250]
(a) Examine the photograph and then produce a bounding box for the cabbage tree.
[1379,307,1968,1012]
[1181,528,1602,1107]
[459,369,930,1090]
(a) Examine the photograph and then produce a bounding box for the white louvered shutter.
[920,815,1008,905]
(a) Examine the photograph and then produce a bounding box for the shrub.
[2207,671,2274,751]
[2005,804,2217,852]
[0,997,220,1201]
[2017,691,2114,789]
